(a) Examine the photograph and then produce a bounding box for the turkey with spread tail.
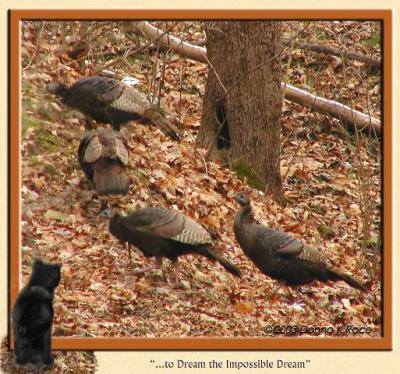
[103,207,241,285]
[78,128,130,212]
[233,192,367,292]
[48,76,181,140]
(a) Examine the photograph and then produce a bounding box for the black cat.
[12,258,61,368]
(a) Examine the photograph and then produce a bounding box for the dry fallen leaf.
[234,302,254,315]
[17,20,382,342]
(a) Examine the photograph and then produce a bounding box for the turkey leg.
[173,260,180,287]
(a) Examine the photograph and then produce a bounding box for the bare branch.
[23,22,47,71]
[294,41,381,70]
[93,22,176,75]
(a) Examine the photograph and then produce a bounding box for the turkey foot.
[127,243,132,264]
[132,257,162,276]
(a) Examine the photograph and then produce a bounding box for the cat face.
[31,259,62,290]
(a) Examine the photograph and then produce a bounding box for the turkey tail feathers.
[144,110,181,141]
[329,268,368,292]
[200,247,241,278]
[93,161,129,196]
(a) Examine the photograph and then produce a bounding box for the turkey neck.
[234,202,256,257]
[234,202,253,235]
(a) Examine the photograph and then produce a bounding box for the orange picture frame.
[8,9,392,350]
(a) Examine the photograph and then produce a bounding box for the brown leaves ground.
[0,338,96,374]
[18,21,382,340]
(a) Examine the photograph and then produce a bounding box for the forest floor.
[0,337,97,374]
[18,19,382,347]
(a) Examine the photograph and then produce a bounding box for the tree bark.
[197,21,283,202]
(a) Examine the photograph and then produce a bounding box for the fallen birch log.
[282,83,381,134]
[134,21,207,63]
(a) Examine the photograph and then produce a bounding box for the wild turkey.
[233,192,367,292]
[78,129,130,212]
[104,207,241,284]
[48,76,181,140]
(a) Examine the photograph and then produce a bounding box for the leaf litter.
[17,20,382,346]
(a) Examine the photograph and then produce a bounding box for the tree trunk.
[197,21,283,202]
